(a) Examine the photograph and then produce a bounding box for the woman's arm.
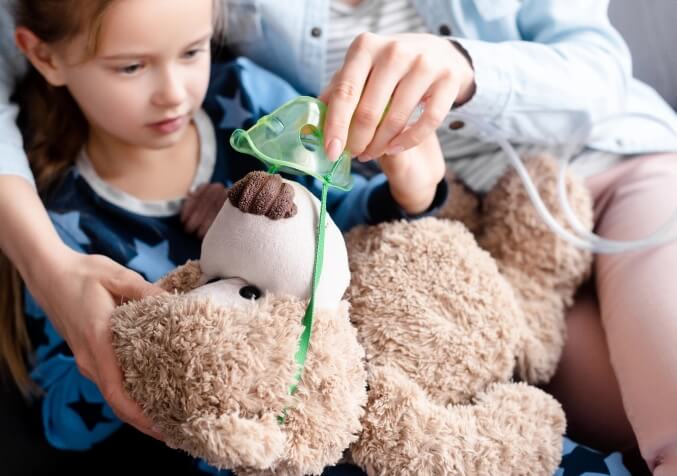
[452,0,632,144]
[318,0,631,157]
[2,6,164,438]
[0,176,164,440]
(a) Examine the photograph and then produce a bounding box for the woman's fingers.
[104,263,165,300]
[320,33,475,160]
[94,335,163,440]
[386,76,458,154]
[348,43,411,159]
[91,262,164,440]
[322,33,376,161]
[363,58,435,159]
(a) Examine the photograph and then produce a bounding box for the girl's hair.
[1,0,223,396]
[0,0,115,396]
[14,0,115,193]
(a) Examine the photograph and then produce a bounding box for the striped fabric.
[326,0,427,88]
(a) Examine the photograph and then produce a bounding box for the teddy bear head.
[112,171,366,474]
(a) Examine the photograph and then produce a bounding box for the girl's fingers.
[180,183,209,223]
[183,184,228,236]
[323,33,376,161]
[347,46,410,159]
[184,201,211,235]
[363,60,435,159]
[386,77,457,154]
[197,186,228,238]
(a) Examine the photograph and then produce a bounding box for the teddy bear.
[111,153,593,475]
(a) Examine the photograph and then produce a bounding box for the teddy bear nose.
[239,285,262,300]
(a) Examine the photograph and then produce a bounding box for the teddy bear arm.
[353,366,565,476]
[156,260,203,293]
[179,412,286,473]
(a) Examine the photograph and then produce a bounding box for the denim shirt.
[2,0,677,185]
[223,0,677,154]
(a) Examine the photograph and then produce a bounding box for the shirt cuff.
[366,177,449,224]
[449,37,513,119]
[0,144,36,189]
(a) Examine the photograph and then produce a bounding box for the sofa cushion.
[609,0,677,109]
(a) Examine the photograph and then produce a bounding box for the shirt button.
[449,120,465,130]
[439,24,452,36]
[311,27,322,38]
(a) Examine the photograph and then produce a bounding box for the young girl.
[1,0,446,470]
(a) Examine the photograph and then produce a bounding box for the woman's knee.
[622,153,677,186]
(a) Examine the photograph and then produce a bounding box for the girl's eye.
[183,48,204,59]
[205,277,221,285]
[118,63,143,75]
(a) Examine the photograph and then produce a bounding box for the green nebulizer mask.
[229,97,352,422]
[230,95,353,191]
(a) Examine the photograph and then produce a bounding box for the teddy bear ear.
[156,260,203,293]
[180,412,286,471]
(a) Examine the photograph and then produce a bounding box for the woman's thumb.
[105,267,166,303]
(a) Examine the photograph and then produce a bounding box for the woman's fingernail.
[326,138,343,162]
[386,145,404,156]
[360,154,373,162]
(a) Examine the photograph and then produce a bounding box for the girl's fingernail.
[326,138,343,162]
[386,145,404,156]
[360,154,373,162]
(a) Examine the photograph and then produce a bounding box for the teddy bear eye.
[239,285,262,300]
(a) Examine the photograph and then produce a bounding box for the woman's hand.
[320,32,475,162]
[29,246,166,440]
[181,183,228,239]
[1,176,164,440]
[380,131,446,215]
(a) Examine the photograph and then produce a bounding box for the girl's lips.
[148,115,187,134]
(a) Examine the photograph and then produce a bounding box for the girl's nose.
[153,68,187,107]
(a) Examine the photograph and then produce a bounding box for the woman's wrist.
[449,40,476,107]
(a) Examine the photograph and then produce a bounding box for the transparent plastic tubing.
[445,110,677,254]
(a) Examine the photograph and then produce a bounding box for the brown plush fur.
[156,260,202,293]
[343,155,592,475]
[112,290,366,475]
[439,155,594,382]
[112,157,593,476]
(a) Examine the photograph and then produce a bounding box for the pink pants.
[545,152,677,474]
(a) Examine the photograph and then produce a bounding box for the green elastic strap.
[277,172,331,425]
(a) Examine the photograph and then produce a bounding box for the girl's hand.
[320,32,475,162]
[181,183,229,239]
[30,247,166,440]
[379,132,446,215]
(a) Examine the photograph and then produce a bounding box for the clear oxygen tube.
[440,110,677,254]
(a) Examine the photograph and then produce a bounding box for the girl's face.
[55,0,213,149]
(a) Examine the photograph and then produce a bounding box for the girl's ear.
[15,27,68,87]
